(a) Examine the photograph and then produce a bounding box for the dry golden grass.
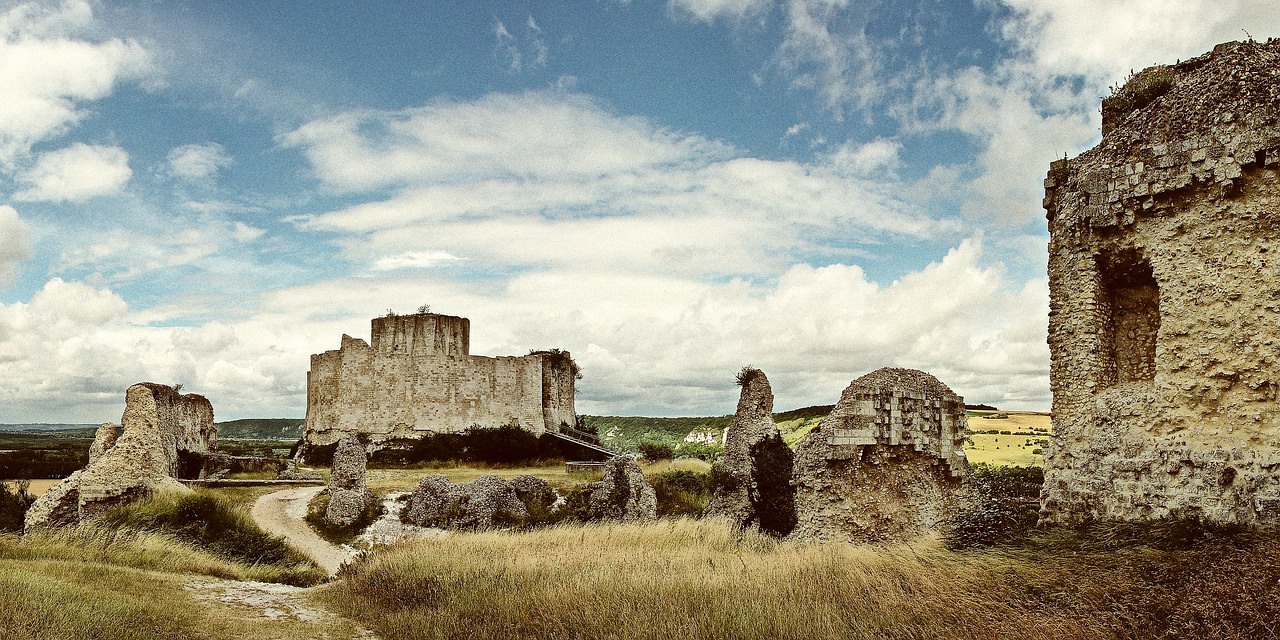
[0,528,366,640]
[320,517,1280,640]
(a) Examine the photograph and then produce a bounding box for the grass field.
[321,517,1280,640]
[964,411,1052,467]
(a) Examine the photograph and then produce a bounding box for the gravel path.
[251,486,356,576]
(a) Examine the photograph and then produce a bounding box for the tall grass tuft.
[321,517,1280,640]
[92,489,325,585]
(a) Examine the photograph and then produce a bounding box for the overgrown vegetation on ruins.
[0,481,35,532]
[321,516,1280,640]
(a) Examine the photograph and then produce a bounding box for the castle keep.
[1041,41,1280,524]
[302,312,577,452]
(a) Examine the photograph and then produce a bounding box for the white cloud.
[0,0,151,167]
[494,16,547,73]
[0,205,30,286]
[168,142,232,182]
[670,0,772,22]
[997,0,1280,84]
[828,138,901,177]
[284,92,957,282]
[15,143,132,202]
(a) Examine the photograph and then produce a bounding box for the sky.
[0,0,1277,423]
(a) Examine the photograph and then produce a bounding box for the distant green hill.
[583,404,833,451]
[215,419,304,440]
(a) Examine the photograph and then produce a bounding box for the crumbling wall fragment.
[87,423,118,465]
[790,368,969,543]
[704,368,795,537]
[400,474,530,530]
[586,455,657,522]
[324,434,375,528]
[1042,40,1280,525]
[25,383,215,530]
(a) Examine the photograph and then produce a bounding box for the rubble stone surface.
[587,456,657,522]
[400,474,530,530]
[790,368,969,543]
[87,423,118,464]
[25,383,216,530]
[324,435,375,528]
[1042,40,1280,524]
[703,368,796,536]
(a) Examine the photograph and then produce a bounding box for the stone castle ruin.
[1041,40,1280,524]
[26,383,217,529]
[301,312,577,457]
[790,367,969,543]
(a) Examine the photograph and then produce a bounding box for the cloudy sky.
[0,0,1276,422]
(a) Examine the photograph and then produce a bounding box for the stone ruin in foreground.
[790,367,970,543]
[1041,40,1280,525]
[25,383,217,529]
[704,366,970,543]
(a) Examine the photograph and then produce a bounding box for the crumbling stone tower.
[1042,40,1280,525]
[790,367,969,543]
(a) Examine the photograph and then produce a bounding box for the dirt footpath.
[252,486,356,576]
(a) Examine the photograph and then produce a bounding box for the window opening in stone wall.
[1097,251,1160,387]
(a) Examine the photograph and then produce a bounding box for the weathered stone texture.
[704,368,796,536]
[324,435,375,528]
[1042,40,1280,525]
[26,383,215,530]
[400,474,530,530]
[587,455,657,522]
[790,368,969,543]
[88,423,118,464]
[302,312,577,457]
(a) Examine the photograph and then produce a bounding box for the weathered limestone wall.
[1041,40,1280,525]
[790,368,969,543]
[304,313,576,450]
[26,383,215,529]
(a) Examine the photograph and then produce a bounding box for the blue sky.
[0,0,1276,422]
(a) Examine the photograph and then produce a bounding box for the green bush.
[637,440,675,462]
[750,434,796,537]
[674,441,722,462]
[943,464,1043,550]
[650,469,712,518]
[0,480,35,532]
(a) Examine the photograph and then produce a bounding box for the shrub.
[750,435,797,537]
[943,464,1043,550]
[637,440,675,462]
[650,469,712,517]
[674,441,723,462]
[0,480,35,532]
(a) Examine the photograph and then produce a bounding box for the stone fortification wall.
[1041,40,1280,524]
[790,367,969,543]
[26,383,215,529]
[304,313,576,450]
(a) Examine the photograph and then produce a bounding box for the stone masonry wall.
[790,368,969,543]
[303,313,576,449]
[1041,40,1280,524]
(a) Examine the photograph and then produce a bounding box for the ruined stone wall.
[303,313,576,449]
[26,383,215,529]
[1042,40,1280,525]
[790,368,968,543]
